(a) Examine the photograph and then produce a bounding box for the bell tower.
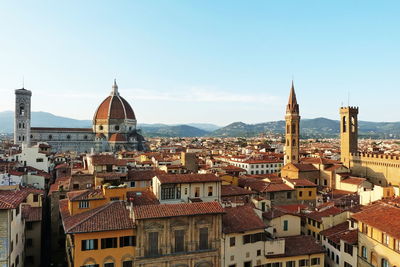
[285,81,300,165]
[340,106,358,168]
[14,88,32,146]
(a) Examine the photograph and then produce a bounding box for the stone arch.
[103,255,116,265]
[82,257,97,265]
[195,261,213,267]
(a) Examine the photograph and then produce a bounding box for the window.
[395,239,400,252]
[104,263,114,267]
[27,238,33,247]
[67,135,71,140]
[381,259,389,267]
[230,237,235,247]
[99,125,104,130]
[286,192,292,199]
[101,238,117,249]
[174,229,185,252]
[344,262,352,267]
[115,125,120,131]
[299,259,309,267]
[148,232,159,256]
[110,197,120,201]
[73,184,80,190]
[257,249,261,256]
[362,223,368,234]
[161,185,177,200]
[33,194,39,202]
[195,187,200,197]
[79,201,89,209]
[82,239,98,251]
[130,181,136,187]
[119,236,136,247]
[283,220,288,231]
[336,255,339,264]
[122,261,133,267]
[299,191,303,197]
[344,243,353,256]
[208,186,213,196]
[36,158,44,162]
[244,261,252,267]
[361,246,367,259]
[308,191,312,197]
[199,227,208,250]
[184,187,188,195]
[311,258,320,265]
[286,261,295,267]
[382,233,389,246]
[26,222,33,230]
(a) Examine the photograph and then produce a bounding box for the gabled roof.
[67,189,105,202]
[223,205,266,234]
[60,200,133,234]
[319,221,357,245]
[305,206,343,222]
[221,185,255,197]
[133,202,224,220]
[282,163,318,172]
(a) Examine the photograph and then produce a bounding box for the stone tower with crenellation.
[14,88,32,146]
[340,106,359,168]
[284,81,300,165]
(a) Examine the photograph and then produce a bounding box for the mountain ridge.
[1,111,400,138]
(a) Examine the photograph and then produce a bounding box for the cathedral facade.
[14,80,145,153]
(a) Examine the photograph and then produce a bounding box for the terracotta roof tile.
[60,200,133,234]
[266,235,324,259]
[352,202,400,239]
[133,202,224,220]
[221,185,255,197]
[223,205,266,234]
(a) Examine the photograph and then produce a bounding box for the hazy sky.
[0,1,399,126]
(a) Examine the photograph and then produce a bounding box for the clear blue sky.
[0,1,399,126]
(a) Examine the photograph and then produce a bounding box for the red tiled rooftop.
[221,185,255,197]
[60,200,133,234]
[305,206,343,222]
[352,202,400,240]
[223,205,266,234]
[266,235,325,258]
[133,202,224,220]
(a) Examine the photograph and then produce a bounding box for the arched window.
[292,124,296,134]
[342,116,347,133]
[287,125,290,134]
[292,139,296,146]
[99,125,104,131]
[48,135,52,140]
[115,125,120,131]
[381,258,389,267]
[67,135,71,140]
[351,116,356,133]
[19,104,25,116]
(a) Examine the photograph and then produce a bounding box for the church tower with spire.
[284,81,300,165]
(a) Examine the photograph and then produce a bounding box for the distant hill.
[210,118,400,138]
[0,111,91,133]
[2,110,400,138]
[140,124,209,137]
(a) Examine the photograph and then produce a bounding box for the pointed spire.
[111,79,119,95]
[286,80,299,114]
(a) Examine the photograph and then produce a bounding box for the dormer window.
[79,201,89,209]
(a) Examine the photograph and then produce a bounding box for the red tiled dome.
[93,80,136,121]
[109,133,127,142]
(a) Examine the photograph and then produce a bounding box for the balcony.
[143,242,217,258]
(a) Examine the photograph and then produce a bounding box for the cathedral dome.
[93,80,136,121]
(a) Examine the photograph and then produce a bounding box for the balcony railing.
[144,242,216,258]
